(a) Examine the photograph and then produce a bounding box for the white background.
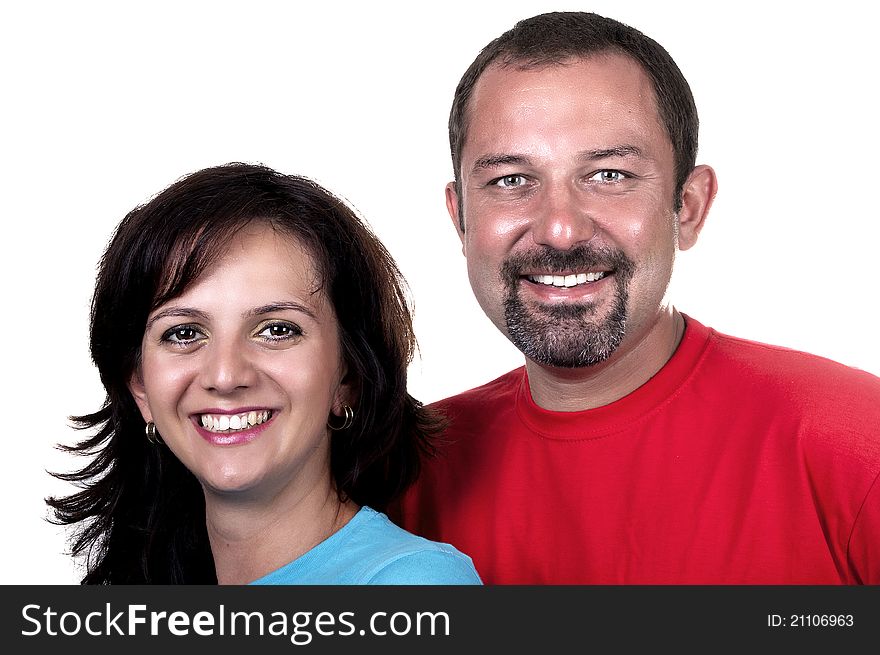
[1,1,877,584]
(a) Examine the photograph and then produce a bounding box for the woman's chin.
[199,470,264,499]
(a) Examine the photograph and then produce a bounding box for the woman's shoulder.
[352,507,483,585]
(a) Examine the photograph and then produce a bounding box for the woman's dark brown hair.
[48,163,442,583]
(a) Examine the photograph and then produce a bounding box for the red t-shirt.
[396,317,880,583]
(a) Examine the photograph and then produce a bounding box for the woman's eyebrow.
[145,301,319,331]
[145,307,210,332]
[247,301,318,321]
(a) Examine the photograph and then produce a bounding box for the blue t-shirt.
[250,506,482,585]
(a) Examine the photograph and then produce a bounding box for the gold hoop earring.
[328,404,354,431]
[145,421,163,445]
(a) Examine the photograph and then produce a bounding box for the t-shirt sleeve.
[366,550,483,585]
[848,468,880,584]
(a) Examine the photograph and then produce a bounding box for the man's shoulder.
[700,323,880,427]
[707,326,880,389]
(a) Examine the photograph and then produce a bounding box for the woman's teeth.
[527,272,607,288]
[199,410,272,433]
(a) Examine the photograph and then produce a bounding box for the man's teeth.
[527,272,607,287]
[200,410,272,432]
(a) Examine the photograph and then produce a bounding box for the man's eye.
[162,326,204,344]
[493,174,527,188]
[590,170,627,183]
[257,322,302,341]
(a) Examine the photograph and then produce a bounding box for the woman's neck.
[205,482,359,585]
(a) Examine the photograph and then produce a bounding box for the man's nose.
[530,183,597,250]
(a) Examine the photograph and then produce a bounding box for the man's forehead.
[473,52,651,103]
[462,54,663,152]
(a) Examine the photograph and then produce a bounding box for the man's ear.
[677,165,718,251]
[128,371,153,423]
[445,181,466,250]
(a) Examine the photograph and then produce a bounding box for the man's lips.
[523,271,610,288]
[501,244,632,293]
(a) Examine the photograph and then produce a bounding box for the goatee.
[501,245,635,368]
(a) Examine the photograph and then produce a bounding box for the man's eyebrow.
[470,146,645,173]
[471,154,533,173]
[579,145,644,160]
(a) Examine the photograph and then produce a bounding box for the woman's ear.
[332,382,357,416]
[128,371,153,423]
[331,362,359,417]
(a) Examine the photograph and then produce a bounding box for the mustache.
[500,245,634,285]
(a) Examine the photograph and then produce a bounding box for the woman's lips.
[192,409,276,446]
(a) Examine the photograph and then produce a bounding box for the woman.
[48,163,480,585]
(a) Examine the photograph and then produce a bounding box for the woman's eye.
[257,322,302,340]
[162,325,204,344]
[493,174,527,188]
[590,170,627,183]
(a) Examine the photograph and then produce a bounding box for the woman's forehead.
[154,220,327,311]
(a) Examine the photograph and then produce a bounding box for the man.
[395,12,880,583]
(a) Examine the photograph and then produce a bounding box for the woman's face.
[129,223,350,502]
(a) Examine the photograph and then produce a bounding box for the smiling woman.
[47,163,481,585]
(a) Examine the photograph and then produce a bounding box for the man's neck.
[525,307,686,412]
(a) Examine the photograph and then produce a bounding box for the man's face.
[448,54,691,368]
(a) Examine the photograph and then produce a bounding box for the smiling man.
[395,12,880,584]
